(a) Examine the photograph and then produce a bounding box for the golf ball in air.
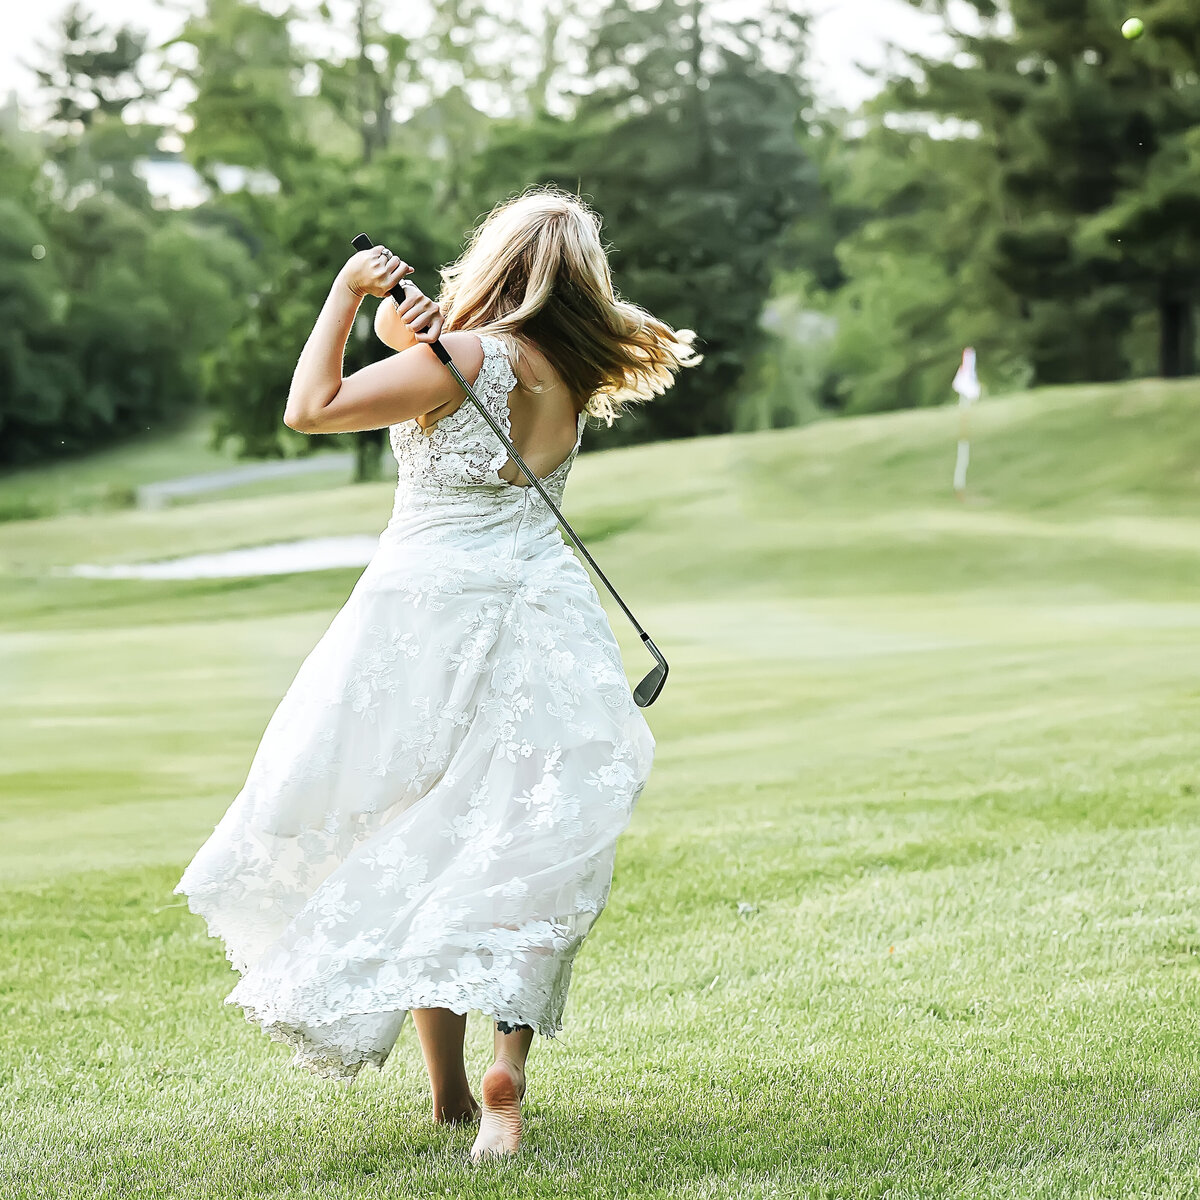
[1122,16,1145,39]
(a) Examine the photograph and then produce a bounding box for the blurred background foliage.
[3,0,1200,479]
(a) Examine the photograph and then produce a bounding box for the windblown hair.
[438,186,701,425]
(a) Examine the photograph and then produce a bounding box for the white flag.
[953,347,981,404]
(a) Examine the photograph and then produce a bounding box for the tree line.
[2,0,1198,476]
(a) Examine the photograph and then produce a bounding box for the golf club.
[350,232,668,707]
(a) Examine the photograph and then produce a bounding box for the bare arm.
[283,270,366,430]
[286,330,484,435]
[285,250,464,434]
[375,293,418,352]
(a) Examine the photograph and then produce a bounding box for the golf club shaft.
[350,234,665,680]
[436,351,649,630]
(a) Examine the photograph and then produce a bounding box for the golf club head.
[633,634,668,707]
[633,662,667,707]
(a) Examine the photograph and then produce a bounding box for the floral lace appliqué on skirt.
[174,540,655,1082]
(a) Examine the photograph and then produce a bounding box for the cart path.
[135,452,355,508]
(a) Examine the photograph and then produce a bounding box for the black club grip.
[350,232,410,306]
[349,232,451,365]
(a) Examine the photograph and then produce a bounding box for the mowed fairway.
[2,380,1200,1199]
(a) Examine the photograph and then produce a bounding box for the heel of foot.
[470,1063,524,1161]
[481,1061,523,1108]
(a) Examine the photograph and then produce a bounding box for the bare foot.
[469,1060,526,1161]
[433,1093,481,1125]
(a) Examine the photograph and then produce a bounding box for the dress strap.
[474,334,519,434]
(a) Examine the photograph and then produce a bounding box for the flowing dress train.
[174,334,656,1081]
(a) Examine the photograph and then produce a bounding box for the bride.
[174,186,699,1161]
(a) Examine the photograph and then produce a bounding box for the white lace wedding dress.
[175,333,656,1082]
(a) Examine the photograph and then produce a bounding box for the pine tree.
[886,0,1200,382]
[554,0,822,439]
[29,1,163,210]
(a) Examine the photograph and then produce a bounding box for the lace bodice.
[383,335,586,559]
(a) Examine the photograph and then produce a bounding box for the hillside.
[1,378,1197,632]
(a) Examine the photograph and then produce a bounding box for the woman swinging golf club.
[175,186,700,1161]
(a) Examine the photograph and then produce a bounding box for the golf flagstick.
[351,232,668,707]
[952,346,980,498]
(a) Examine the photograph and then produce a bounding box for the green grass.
[0,412,239,520]
[0,411,356,520]
[3,380,1200,1197]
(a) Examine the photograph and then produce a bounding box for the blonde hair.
[438,186,701,425]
